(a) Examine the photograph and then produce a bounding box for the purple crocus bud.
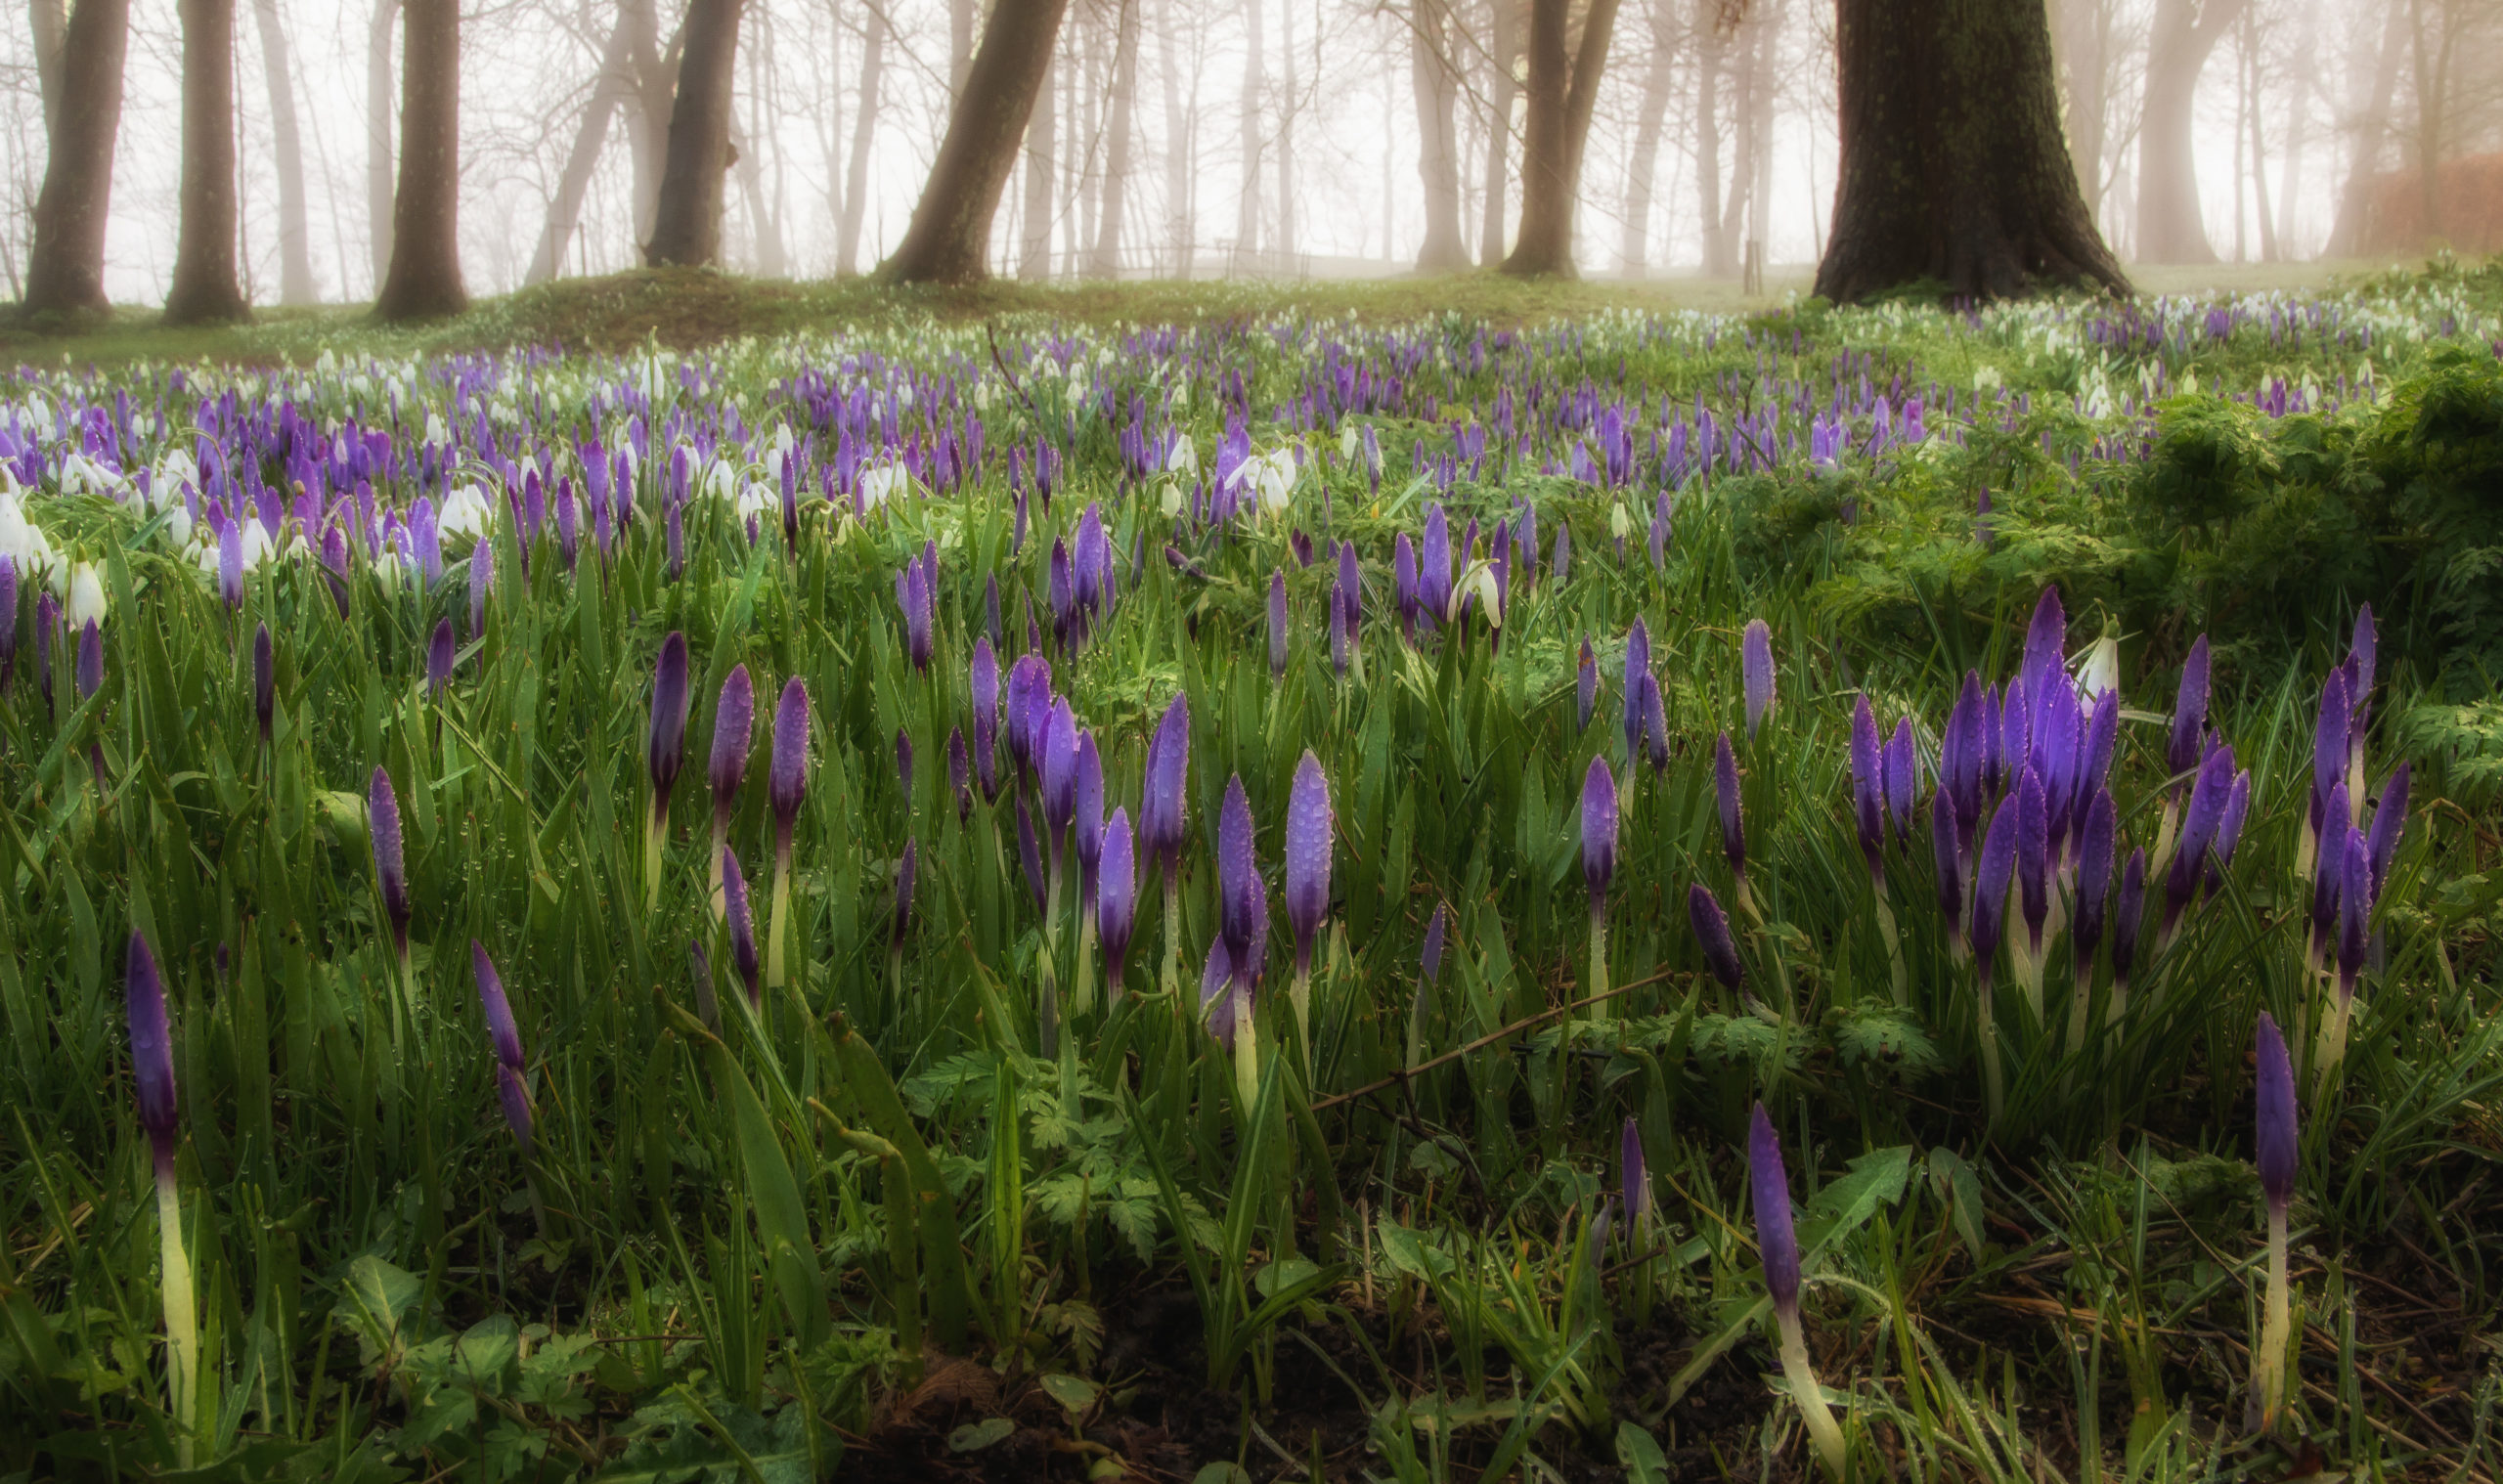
[252,623,275,744]
[1741,619,1774,741]
[1337,539,1362,641]
[1715,732,1745,878]
[370,766,411,957]
[947,727,973,823]
[649,633,690,801]
[2365,764,2411,899]
[1747,1102,1800,1317]
[427,618,455,699]
[1945,672,1985,827]
[1885,718,1916,839]
[2113,848,2147,989]
[1284,752,1333,976]
[1622,1116,1650,1227]
[218,519,243,608]
[970,636,1002,799]
[769,678,812,829]
[471,941,533,1154]
[709,664,756,821]
[665,498,684,581]
[468,530,495,637]
[76,619,101,700]
[2020,587,2065,720]
[1141,692,1190,875]
[1623,618,1652,753]
[1998,677,2030,790]
[1421,503,1452,621]
[1423,902,1448,983]
[894,838,919,949]
[1015,794,1047,913]
[1560,637,1591,741]
[1633,671,1666,774]
[2309,667,2351,839]
[126,933,178,1174]
[1581,757,1618,911]
[1851,696,1885,886]
[2209,770,2252,893]
[1392,533,1419,640]
[2349,604,2377,717]
[1199,937,1240,1050]
[2074,789,2116,980]
[1075,729,1105,899]
[895,725,914,802]
[1689,882,1743,993]
[2337,825,2369,998]
[1041,698,1079,839]
[1005,653,1051,779]
[723,846,759,1006]
[2167,745,2236,936]
[900,557,934,672]
[1099,807,1136,993]
[2254,1011,2296,1214]
[1550,520,1570,586]
[1930,789,1963,948]
[1268,568,1289,678]
[1970,794,2018,981]
[1217,774,1264,967]
[2015,767,2049,954]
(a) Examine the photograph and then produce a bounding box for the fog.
[10,0,2501,307]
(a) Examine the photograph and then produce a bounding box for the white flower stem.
[1777,1306,1846,1480]
[154,1159,197,1468]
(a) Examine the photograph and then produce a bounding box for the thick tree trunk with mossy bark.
[645,0,744,268]
[1814,0,2128,304]
[166,0,250,325]
[22,0,131,321]
[1500,0,1622,278]
[886,0,1074,284]
[373,0,466,322]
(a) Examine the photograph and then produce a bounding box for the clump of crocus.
[1283,751,1334,1061]
[766,678,810,994]
[127,933,198,1465]
[723,846,760,1009]
[645,633,689,910]
[1581,756,1618,1016]
[1749,1103,1847,1479]
[1141,693,1190,994]
[2162,745,2236,949]
[708,664,755,919]
[1741,619,1776,742]
[2250,1012,2298,1436]
[370,767,412,978]
[1098,807,1136,1004]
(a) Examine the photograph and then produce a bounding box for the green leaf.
[716,1046,828,1350]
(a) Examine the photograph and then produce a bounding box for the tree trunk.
[882,0,1076,284]
[367,0,397,295]
[1814,0,2129,302]
[2049,0,2112,220]
[1742,0,1776,280]
[733,24,786,276]
[29,0,66,133]
[1477,0,1515,265]
[950,0,973,95]
[1234,0,1264,266]
[1060,34,1079,268]
[528,12,635,285]
[2243,6,2275,262]
[1500,0,1623,277]
[2324,0,2403,257]
[1619,0,1675,275]
[645,0,743,267]
[1160,0,1190,274]
[1089,0,1139,276]
[1412,0,1470,270]
[22,0,131,320]
[839,2,884,275]
[1694,5,1733,276]
[2273,0,2312,254]
[373,0,466,321]
[1021,48,1056,277]
[166,0,249,323]
[1718,2,1757,265]
[1276,0,1295,264]
[623,0,681,249]
[2134,0,2246,264]
[250,0,317,303]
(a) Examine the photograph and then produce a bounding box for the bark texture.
[883,0,1076,284]
[29,0,66,132]
[22,0,132,320]
[1411,0,1470,270]
[373,0,467,321]
[166,0,250,324]
[2134,0,2246,263]
[251,0,317,304]
[646,0,745,267]
[1500,0,1623,277]
[1814,0,2129,303]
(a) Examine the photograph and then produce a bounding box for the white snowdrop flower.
[165,506,194,549]
[66,562,107,628]
[436,484,494,543]
[1339,422,1359,462]
[2077,636,2122,705]
[1164,434,1198,478]
[857,461,909,511]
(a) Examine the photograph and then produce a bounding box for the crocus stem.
[2255,1202,2291,1434]
[1073,910,1097,1021]
[644,807,667,913]
[1040,857,1063,1001]
[1234,1010,1262,1118]
[1588,908,1610,1022]
[2314,990,2354,1100]
[1776,1305,1847,1480]
[767,833,793,994]
[888,946,902,1029]
[1162,875,1182,1001]
[709,818,729,921]
[154,1155,198,1467]
[1291,967,1313,1077]
[1873,887,1906,1008]
[1979,981,2004,1128]
[1735,869,1759,926]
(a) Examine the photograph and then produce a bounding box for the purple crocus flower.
[1930,789,1963,955]
[2165,745,2236,938]
[1283,752,1333,979]
[218,519,243,609]
[723,846,760,1006]
[2252,1007,2297,1430]
[35,591,56,705]
[1337,539,1362,644]
[252,623,274,744]
[1715,730,1747,881]
[900,556,934,672]
[1217,775,1265,973]
[1041,697,1079,851]
[1005,653,1051,780]
[1420,503,1452,623]
[2170,636,2212,782]
[1741,620,1774,741]
[1574,636,1598,733]
[1200,937,1241,1050]
[2208,769,2252,895]
[1581,757,1618,912]
[2308,667,2351,853]
[1141,693,1190,878]
[1551,521,1570,586]
[1885,718,1916,841]
[1623,619,1652,761]
[370,766,411,960]
[471,942,532,1154]
[1099,807,1136,998]
[1392,533,1419,641]
[76,619,101,700]
[126,932,179,1176]
[2015,767,2049,958]
[1689,882,1743,994]
[970,635,1001,799]
[1423,902,1448,983]
[1622,1116,1650,1228]
[2020,588,2065,726]
[1748,1102,1800,1316]
[948,727,973,822]
[1075,729,1105,904]
[769,678,811,836]
[1970,793,2018,988]
[708,665,756,906]
[2365,764,2411,898]
[1851,696,1885,889]
[646,633,690,906]
[895,726,915,804]
[427,618,455,700]
[2337,826,2369,1002]
[468,531,495,638]
[1268,568,1290,677]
